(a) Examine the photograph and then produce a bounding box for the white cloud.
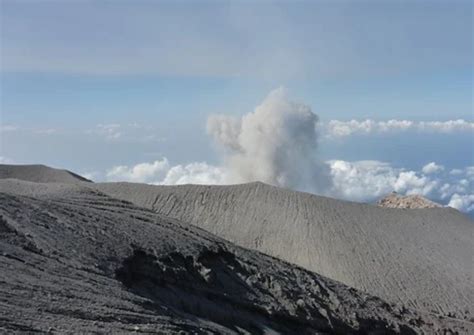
[105,159,225,186]
[106,159,170,183]
[328,160,439,202]
[449,169,463,175]
[418,120,474,133]
[161,163,225,185]
[325,119,474,138]
[465,166,474,179]
[326,119,414,137]
[326,120,369,137]
[393,171,439,196]
[422,162,444,174]
[328,160,397,201]
[448,194,474,212]
[377,120,415,132]
[328,160,472,209]
[438,182,470,200]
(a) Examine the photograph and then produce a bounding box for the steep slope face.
[95,182,474,319]
[377,192,442,209]
[2,181,468,334]
[0,164,91,184]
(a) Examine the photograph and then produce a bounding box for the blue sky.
[1,0,473,211]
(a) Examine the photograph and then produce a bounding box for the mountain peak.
[0,164,92,184]
[377,192,442,209]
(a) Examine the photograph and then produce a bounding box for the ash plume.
[207,87,332,194]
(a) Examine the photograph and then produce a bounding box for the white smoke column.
[207,87,332,194]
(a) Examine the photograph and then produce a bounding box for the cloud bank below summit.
[100,89,474,214]
[104,159,474,213]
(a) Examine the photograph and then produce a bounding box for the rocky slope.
[0,164,91,184]
[2,180,470,334]
[377,192,442,209]
[94,182,474,319]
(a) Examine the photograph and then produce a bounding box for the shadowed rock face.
[114,247,338,334]
[94,182,474,319]
[1,183,472,334]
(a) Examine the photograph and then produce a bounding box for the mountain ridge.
[3,181,470,333]
[1,164,472,320]
[93,181,473,318]
[0,164,92,184]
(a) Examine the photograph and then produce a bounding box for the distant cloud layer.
[106,159,170,183]
[106,159,225,186]
[88,89,473,214]
[99,158,474,214]
[3,118,472,142]
[325,119,474,138]
[328,161,474,211]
